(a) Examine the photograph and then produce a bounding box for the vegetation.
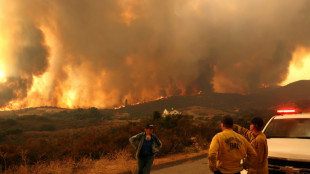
[0,80,308,172]
[0,106,276,173]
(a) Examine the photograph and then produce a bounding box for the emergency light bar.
[277,109,296,114]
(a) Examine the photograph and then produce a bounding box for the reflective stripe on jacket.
[208,129,257,174]
[233,124,268,174]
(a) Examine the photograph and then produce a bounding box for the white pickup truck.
[262,109,310,173]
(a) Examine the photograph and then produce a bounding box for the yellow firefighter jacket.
[208,129,257,174]
[233,124,268,174]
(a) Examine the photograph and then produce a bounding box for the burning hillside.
[0,0,310,110]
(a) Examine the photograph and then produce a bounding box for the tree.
[153,111,162,121]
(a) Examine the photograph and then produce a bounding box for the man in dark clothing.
[129,124,162,174]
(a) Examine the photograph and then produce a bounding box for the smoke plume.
[0,0,310,108]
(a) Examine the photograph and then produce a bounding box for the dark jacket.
[129,132,162,159]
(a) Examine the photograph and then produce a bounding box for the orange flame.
[281,46,310,86]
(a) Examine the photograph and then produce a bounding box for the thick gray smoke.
[0,1,49,108]
[1,0,310,108]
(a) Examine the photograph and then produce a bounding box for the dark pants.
[214,171,240,174]
[137,155,154,174]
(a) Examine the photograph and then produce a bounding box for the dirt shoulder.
[3,150,208,174]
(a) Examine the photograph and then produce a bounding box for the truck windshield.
[264,118,310,138]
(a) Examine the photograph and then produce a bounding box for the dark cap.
[146,124,154,129]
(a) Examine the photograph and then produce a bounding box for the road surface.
[151,158,247,174]
[151,158,211,174]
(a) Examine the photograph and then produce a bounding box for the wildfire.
[113,91,203,110]
[0,69,5,83]
[113,96,167,110]
[281,47,310,86]
[0,101,21,111]
[1,0,310,111]
[0,19,8,83]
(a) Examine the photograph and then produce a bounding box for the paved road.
[151,158,211,174]
[151,158,247,174]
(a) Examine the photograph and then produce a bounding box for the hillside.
[1,80,310,118]
[246,80,310,108]
[119,80,310,116]
[0,80,309,173]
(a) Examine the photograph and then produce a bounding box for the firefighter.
[208,115,257,174]
[233,117,268,174]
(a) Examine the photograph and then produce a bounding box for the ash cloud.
[1,0,310,108]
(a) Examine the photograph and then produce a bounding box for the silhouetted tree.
[153,111,162,121]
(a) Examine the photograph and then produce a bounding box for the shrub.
[6,129,23,135]
[3,119,17,126]
[0,112,222,171]
[152,111,162,121]
[17,115,38,121]
[38,124,56,131]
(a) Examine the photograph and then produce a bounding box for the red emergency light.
[277,109,296,114]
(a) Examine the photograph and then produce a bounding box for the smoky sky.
[1,0,310,108]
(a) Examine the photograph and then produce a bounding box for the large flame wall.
[0,0,310,109]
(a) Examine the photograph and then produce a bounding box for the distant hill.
[0,106,68,118]
[248,80,310,107]
[119,80,310,115]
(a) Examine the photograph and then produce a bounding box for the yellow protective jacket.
[208,129,257,174]
[233,124,268,174]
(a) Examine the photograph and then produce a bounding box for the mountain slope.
[120,80,310,115]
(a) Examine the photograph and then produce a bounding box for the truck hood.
[267,138,310,162]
